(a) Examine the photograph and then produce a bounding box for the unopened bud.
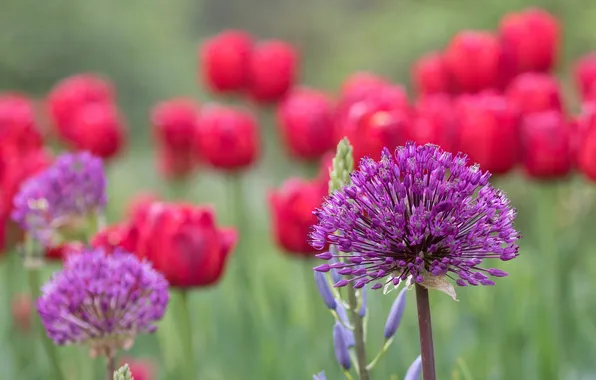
[384,287,407,339]
[314,271,337,310]
[333,322,351,370]
[404,355,422,380]
[313,371,326,380]
[113,364,133,380]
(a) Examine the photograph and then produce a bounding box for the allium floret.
[311,142,519,296]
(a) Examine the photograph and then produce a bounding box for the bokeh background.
[1,0,596,379]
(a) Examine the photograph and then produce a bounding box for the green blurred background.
[1,0,596,379]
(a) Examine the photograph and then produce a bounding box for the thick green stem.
[105,349,116,380]
[415,284,436,380]
[27,268,65,380]
[346,285,369,380]
[178,290,195,380]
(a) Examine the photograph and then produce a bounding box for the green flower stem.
[415,284,436,380]
[105,349,116,380]
[346,284,370,380]
[27,268,65,380]
[365,338,393,371]
[177,290,196,380]
[227,173,251,287]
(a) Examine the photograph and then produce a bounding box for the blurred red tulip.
[455,93,520,174]
[156,146,196,180]
[499,8,559,74]
[574,54,596,101]
[151,98,200,151]
[444,31,502,93]
[126,192,160,221]
[136,203,237,288]
[195,105,259,171]
[520,111,572,179]
[412,52,453,95]
[47,73,114,141]
[316,152,335,187]
[269,178,326,256]
[200,30,253,94]
[506,73,563,115]
[91,223,137,255]
[248,40,298,102]
[0,93,44,156]
[11,293,31,334]
[119,358,155,380]
[577,103,596,181]
[410,95,457,152]
[340,72,388,99]
[44,242,85,261]
[69,103,126,159]
[277,88,335,160]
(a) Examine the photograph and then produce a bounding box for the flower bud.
[313,371,326,380]
[113,364,133,380]
[404,355,422,380]
[314,271,337,310]
[335,303,355,348]
[384,287,407,339]
[358,287,367,318]
[333,322,351,370]
[329,139,354,193]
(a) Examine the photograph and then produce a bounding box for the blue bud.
[314,271,337,310]
[358,287,367,317]
[333,322,351,370]
[404,355,422,380]
[384,287,407,339]
[335,303,355,348]
[313,371,326,380]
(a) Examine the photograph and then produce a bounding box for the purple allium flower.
[37,248,169,355]
[11,152,107,246]
[311,143,520,292]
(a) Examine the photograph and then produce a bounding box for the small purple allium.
[37,248,169,355]
[11,152,107,246]
[311,143,520,292]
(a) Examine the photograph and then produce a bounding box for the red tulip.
[151,98,200,151]
[11,293,32,334]
[269,178,326,256]
[248,40,298,102]
[499,8,559,74]
[156,146,196,180]
[119,358,155,380]
[574,53,596,101]
[506,73,562,115]
[47,73,114,141]
[577,103,596,181]
[340,72,388,99]
[200,30,253,94]
[0,93,43,156]
[410,95,457,152]
[126,192,160,221]
[136,203,237,288]
[316,152,335,187]
[444,31,502,93]
[455,93,520,174]
[91,223,137,255]
[69,103,126,159]
[44,242,85,261]
[412,52,453,95]
[276,88,335,160]
[520,111,572,179]
[195,105,259,171]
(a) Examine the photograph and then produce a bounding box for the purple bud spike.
[384,287,407,339]
[313,371,326,380]
[358,287,367,317]
[487,268,508,277]
[315,251,333,260]
[334,279,349,288]
[335,304,355,348]
[404,355,422,380]
[314,271,337,310]
[333,322,351,370]
[314,264,331,272]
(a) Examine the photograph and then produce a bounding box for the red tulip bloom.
[574,53,596,101]
[136,203,237,288]
[151,98,200,151]
[499,8,559,74]
[200,30,253,94]
[126,192,160,221]
[248,40,298,102]
[340,72,388,99]
[44,242,85,261]
[520,111,572,179]
[412,52,453,95]
[506,73,563,115]
[444,31,502,93]
[47,73,114,141]
[277,88,335,160]
[410,95,457,152]
[69,103,126,159]
[91,223,137,255]
[269,178,326,256]
[577,103,596,181]
[156,146,196,180]
[0,94,43,156]
[316,152,335,186]
[195,105,259,171]
[119,358,155,380]
[455,93,520,175]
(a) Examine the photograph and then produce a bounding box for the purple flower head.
[310,143,520,294]
[37,248,169,355]
[11,152,107,246]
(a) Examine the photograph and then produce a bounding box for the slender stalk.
[105,349,116,380]
[346,285,370,380]
[415,284,436,380]
[27,268,65,380]
[178,290,195,380]
[227,174,251,287]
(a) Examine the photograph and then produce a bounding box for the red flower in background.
[499,8,559,75]
[339,72,388,99]
[47,73,114,141]
[68,103,126,159]
[91,223,137,255]
[444,31,503,93]
[248,40,298,102]
[574,53,596,101]
[269,178,326,256]
[44,242,85,261]
[0,94,44,156]
[455,92,520,175]
[277,88,335,160]
[156,147,196,180]
[412,52,453,96]
[119,358,155,380]
[126,192,160,221]
[136,203,237,288]
[520,111,572,179]
[506,73,563,115]
[577,103,596,181]
[195,105,259,171]
[200,30,253,94]
[410,95,457,152]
